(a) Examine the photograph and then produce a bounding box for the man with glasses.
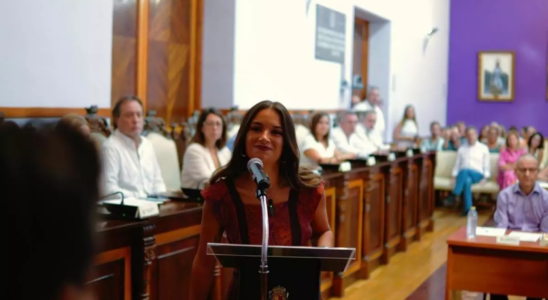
[494,154,548,232]
[490,154,548,300]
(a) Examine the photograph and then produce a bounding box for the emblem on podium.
[269,286,289,300]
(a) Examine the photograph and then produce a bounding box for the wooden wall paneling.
[89,247,132,300]
[111,0,138,107]
[147,0,203,124]
[399,159,419,251]
[381,164,403,264]
[359,167,385,279]
[320,186,337,299]
[0,108,112,118]
[137,0,150,109]
[332,176,363,298]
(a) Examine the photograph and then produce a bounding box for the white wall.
[201,0,236,109]
[232,0,450,139]
[0,0,113,108]
[233,0,353,110]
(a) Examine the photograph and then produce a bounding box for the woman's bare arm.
[189,202,223,300]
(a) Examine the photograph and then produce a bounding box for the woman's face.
[531,135,541,148]
[507,134,518,149]
[315,116,330,139]
[245,109,284,166]
[487,128,498,142]
[481,126,489,138]
[405,107,415,119]
[202,113,223,145]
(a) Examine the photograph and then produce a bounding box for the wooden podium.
[207,243,355,300]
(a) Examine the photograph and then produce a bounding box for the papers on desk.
[507,231,542,242]
[476,227,506,237]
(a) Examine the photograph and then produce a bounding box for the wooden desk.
[445,227,548,300]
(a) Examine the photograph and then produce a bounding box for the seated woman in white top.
[300,113,352,167]
[393,105,419,149]
[181,108,232,189]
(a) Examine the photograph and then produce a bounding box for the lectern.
[207,243,355,300]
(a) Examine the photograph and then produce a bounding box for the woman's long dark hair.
[209,100,321,190]
[528,132,545,150]
[309,112,331,146]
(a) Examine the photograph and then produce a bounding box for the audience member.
[353,86,385,137]
[102,96,166,198]
[442,126,461,151]
[350,95,361,108]
[456,121,466,138]
[446,127,490,215]
[485,126,503,153]
[497,131,527,190]
[58,113,90,136]
[355,110,390,153]
[301,113,348,166]
[491,154,547,300]
[420,121,444,152]
[3,122,100,300]
[494,153,547,232]
[393,105,419,149]
[539,164,548,182]
[479,125,489,143]
[331,111,373,158]
[181,108,232,189]
[527,132,545,166]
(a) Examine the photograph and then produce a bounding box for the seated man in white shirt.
[331,111,374,158]
[446,127,490,215]
[102,96,166,198]
[353,86,385,137]
[355,110,390,153]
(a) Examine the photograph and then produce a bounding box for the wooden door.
[352,18,369,100]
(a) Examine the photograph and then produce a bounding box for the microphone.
[247,158,270,191]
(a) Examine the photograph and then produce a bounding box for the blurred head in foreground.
[2,121,100,300]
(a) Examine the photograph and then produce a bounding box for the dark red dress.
[201,178,324,299]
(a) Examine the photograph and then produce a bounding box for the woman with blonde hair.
[393,105,419,148]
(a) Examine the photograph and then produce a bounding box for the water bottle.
[466,206,478,239]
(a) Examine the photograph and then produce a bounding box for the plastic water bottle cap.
[471,206,476,210]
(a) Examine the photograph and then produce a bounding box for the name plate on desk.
[101,198,160,219]
[388,153,396,161]
[367,156,376,166]
[339,161,351,172]
[496,235,520,246]
[406,149,413,157]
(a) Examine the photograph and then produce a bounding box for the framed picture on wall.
[478,51,515,101]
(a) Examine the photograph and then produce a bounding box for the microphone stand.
[256,187,269,300]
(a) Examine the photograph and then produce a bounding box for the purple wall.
[448,0,548,134]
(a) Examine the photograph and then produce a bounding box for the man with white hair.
[331,111,376,158]
[355,110,390,153]
[353,86,385,137]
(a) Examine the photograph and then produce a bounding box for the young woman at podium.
[190,100,334,300]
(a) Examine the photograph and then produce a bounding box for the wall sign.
[315,4,346,64]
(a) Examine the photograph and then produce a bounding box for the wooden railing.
[89,152,436,300]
